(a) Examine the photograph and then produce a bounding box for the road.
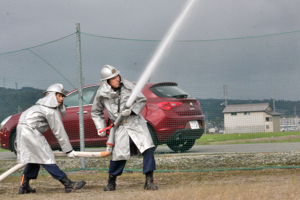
[1,142,300,160]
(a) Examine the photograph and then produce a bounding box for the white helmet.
[100,65,120,81]
[43,83,66,97]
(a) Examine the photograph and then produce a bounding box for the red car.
[0,82,205,153]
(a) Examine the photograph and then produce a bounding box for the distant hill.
[0,87,44,121]
[0,87,299,125]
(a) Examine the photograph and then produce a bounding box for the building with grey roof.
[222,103,281,134]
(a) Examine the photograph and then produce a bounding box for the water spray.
[105,0,197,153]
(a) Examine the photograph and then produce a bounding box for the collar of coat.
[36,91,66,117]
[99,78,134,98]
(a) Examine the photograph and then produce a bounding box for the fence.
[1,29,300,171]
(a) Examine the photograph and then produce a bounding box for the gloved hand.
[121,109,132,116]
[66,150,77,158]
[98,129,107,137]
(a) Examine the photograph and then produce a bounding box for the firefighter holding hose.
[91,65,158,191]
[16,83,86,194]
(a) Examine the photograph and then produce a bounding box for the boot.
[144,171,158,190]
[103,174,117,191]
[59,176,86,193]
[19,174,36,194]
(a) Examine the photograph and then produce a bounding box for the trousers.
[23,163,67,180]
[109,138,156,176]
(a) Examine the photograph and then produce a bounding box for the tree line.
[0,87,299,124]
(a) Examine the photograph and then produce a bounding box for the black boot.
[103,174,117,191]
[59,176,86,193]
[19,174,36,194]
[144,171,158,190]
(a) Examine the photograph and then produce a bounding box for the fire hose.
[0,151,112,182]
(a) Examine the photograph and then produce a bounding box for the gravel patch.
[2,151,300,175]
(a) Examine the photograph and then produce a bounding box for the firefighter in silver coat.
[16,84,86,194]
[91,65,158,191]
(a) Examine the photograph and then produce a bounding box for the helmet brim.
[101,71,120,81]
[43,91,66,97]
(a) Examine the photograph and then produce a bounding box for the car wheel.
[9,130,17,155]
[167,138,195,153]
[147,123,159,150]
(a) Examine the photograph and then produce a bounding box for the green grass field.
[0,145,9,152]
[196,131,300,145]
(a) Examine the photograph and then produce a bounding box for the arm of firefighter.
[91,90,106,131]
[66,150,77,158]
[46,109,73,153]
[121,109,132,116]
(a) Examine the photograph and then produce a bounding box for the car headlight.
[1,116,12,128]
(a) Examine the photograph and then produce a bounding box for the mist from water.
[126,0,197,107]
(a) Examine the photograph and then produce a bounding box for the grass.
[195,131,300,145]
[0,143,9,152]
[0,148,9,152]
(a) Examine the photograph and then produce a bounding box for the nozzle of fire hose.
[106,113,124,150]
[105,106,128,154]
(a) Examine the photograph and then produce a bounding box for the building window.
[231,112,237,116]
[244,112,250,115]
[266,125,269,129]
[266,117,272,122]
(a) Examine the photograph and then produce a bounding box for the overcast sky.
[1,0,300,101]
[2,0,300,53]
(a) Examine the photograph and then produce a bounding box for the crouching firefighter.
[91,65,158,191]
[16,83,86,194]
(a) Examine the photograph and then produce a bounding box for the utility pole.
[273,89,275,112]
[16,82,21,113]
[223,84,227,106]
[76,23,85,169]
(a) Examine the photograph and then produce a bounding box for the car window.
[64,86,99,107]
[149,84,189,98]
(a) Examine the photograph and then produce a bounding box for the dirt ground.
[1,168,300,200]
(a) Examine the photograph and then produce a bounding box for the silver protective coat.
[91,78,154,161]
[16,92,73,164]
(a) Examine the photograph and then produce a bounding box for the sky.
[2,0,300,53]
[1,0,300,101]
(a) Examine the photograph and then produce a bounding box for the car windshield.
[64,86,99,107]
[149,83,189,98]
